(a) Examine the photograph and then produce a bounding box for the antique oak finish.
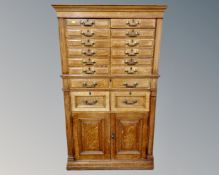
[52,4,167,170]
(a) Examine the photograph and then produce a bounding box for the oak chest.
[52,4,167,170]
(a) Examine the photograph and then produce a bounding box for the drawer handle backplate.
[125,67,138,74]
[126,39,139,47]
[83,67,96,74]
[123,82,138,88]
[124,58,138,65]
[82,49,96,56]
[81,39,95,46]
[126,19,140,27]
[82,58,96,65]
[84,99,98,105]
[80,19,95,26]
[125,49,139,56]
[123,99,138,105]
[81,30,94,37]
[83,82,97,88]
[126,30,139,37]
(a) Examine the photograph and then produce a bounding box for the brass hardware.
[125,67,137,74]
[123,99,138,105]
[81,29,94,37]
[82,49,96,56]
[80,19,95,26]
[123,82,138,88]
[81,39,95,46]
[124,58,138,65]
[126,30,139,37]
[83,67,96,74]
[126,19,140,27]
[82,58,96,65]
[125,49,139,56]
[126,39,139,47]
[84,99,98,105]
[111,133,116,139]
[82,81,97,88]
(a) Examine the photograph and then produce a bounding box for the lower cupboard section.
[72,112,149,161]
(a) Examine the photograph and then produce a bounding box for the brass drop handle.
[84,99,98,105]
[124,58,138,65]
[126,30,139,37]
[126,39,139,47]
[81,39,95,46]
[125,67,137,74]
[80,19,95,26]
[126,19,140,27]
[83,81,97,88]
[125,49,139,56]
[123,82,138,88]
[123,99,138,105]
[83,67,96,74]
[82,58,96,65]
[82,49,96,56]
[81,29,94,37]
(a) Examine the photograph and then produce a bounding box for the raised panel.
[73,113,110,160]
[111,113,148,160]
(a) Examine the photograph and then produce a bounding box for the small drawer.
[70,91,109,111]
[112,78,150,89]
[111,29,155,38]
[111,66,152,76]
[111,91,150,112]
[69,66,109,75]
[111,19,156,28]
[68,48,110,57]
[70,79,109,88]
[68,58,109,66]
[66,19,110,28]
[67,38,110,48]
[111,58,152,66]
[66,27,110,38]
[111,39,154,48]
[111,48,153,58]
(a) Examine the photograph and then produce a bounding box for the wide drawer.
[68,48,110,57]
[111,39,154,48]
[111,48,153,58]
[111,19,156,28]
[112,78,150,89]
[70,91,109,111]
[66,19,110,28]
[69,79,109,88]
[68,58,109,66]
[111,91,150,112]
[111,58,152,66]
[69,66,109,75]
[111,29,155,38]
[111,66,152,76]
[66,27,110,38]
[67,38,110,48]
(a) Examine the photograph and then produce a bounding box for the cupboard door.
[73,113,110,160]
[111,113,148,160]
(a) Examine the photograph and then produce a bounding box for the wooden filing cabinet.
[52,4,167,170]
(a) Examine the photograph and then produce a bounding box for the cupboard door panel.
[111,113,148,160]
[73,113,110,160]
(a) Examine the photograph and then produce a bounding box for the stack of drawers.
[53,4,166,170]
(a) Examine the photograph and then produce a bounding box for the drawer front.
[66,19,110,28]
[111,19,156,28]
[71,91,109,111]
[111,29,155,38]
[68,48,110,57]
[111,39,154,48]
[69,66,109,75]
[111,58,152,66]
[68,58,109,66]
[66,28,110,38]
[112,78,150,89]
[70,79,109,88]
[67,39,110,48]
[111,66,152,76]
[111,91,150,112]
[111,48,153,58]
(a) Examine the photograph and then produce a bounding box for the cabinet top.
[52,4,167,18]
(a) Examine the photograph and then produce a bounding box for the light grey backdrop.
[0,0,218,175]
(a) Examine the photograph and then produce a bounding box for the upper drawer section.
[66,19,110,28]
[111,19,156,28]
